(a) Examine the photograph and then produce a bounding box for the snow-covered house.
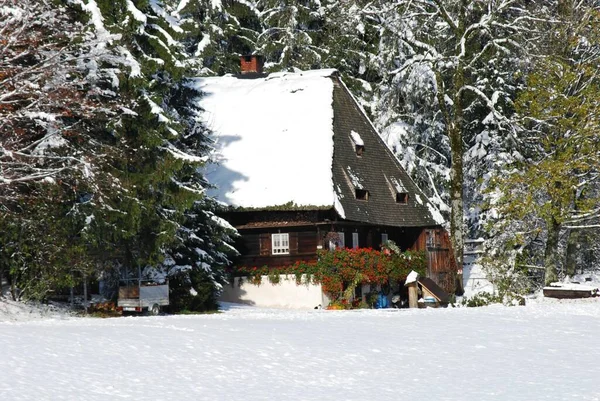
[193,56,456,292]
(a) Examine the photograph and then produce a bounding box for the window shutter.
[259,233,271,256]
[289,232,299,254]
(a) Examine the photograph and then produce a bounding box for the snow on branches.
[0,0,118,198]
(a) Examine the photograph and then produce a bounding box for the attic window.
[350,130,365,156]
[355,189,369,200]
[396,192,408,204]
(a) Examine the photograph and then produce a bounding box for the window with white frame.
[381,233,389,245]
[352,232,359,249]
[272,233,290,255]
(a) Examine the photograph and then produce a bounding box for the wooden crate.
[118,286,139,299]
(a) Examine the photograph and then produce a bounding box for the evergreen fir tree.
[163,198,238,312]
[321,0,381,113]
[256,0,326,70]
[175,0,261,75]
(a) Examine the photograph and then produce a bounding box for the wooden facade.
[228,211,457,293]
[414,229,458,293]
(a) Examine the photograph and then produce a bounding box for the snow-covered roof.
[193,69,442,228]
[192,70,338,208]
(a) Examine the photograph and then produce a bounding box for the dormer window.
[355,189,369,200]
[350,130,365,156]
[386,175,408,204]
[345,166,368,200]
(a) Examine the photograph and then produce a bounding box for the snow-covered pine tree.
[373,12,451,223]
[371,0,554,269]
[69,0,239,309]
[175,0,261,75]
[65,0,204,260]
[0,0,125,300]
[256,0,326,70]
[320,0,381,113]
[489,2,600,284]
[164,198,238,312]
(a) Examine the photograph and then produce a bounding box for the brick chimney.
[240,55,264,74]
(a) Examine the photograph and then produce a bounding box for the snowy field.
[2,300,600,401]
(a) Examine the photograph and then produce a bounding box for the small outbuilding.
[418,277,451,308]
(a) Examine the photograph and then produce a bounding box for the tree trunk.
[10,273,17,301]
[544,218,560,285]
[83,272,88,314]
[0,263,4,298]
[449,124,464,273]
[565,186,581,279]
[565,228,580,278]
[449,64,465,274]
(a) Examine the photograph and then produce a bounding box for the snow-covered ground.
[2,300,600,401]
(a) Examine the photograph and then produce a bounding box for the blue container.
[375,293,389,309]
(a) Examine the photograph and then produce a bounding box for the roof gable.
[330,79,441,227]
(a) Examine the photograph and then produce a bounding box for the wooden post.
[407,282,418,308]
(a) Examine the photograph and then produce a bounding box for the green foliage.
[267,270,281,285]
[480,250,534,304]
[231,202,332,212]
[488,9,600,284]
[0,184,92,301]
[461,292,502,308]
[168,268,219,313]
[496,57,600,227]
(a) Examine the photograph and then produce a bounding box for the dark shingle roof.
[331,77,440,227]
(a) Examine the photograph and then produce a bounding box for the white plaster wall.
[220,274,329,309]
